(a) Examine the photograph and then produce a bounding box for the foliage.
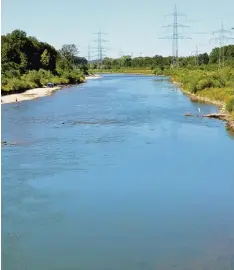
[41,49,50,67]
[90,45,234,71]
[226,97,234,112]
[59,44,79,63]
[1,69,85,94]
[1,29,88,93]
[166,67,234,112]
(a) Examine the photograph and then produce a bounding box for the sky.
[1,0,234,59]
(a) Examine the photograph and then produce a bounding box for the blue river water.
[2,74,234,270]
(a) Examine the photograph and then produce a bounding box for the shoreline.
[1,86,61,104]
[1,73,233,132]
[1,75,101,104]
[85,74,101,80]
[172,80,234,132]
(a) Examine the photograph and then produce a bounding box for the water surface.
[2,74,234,270]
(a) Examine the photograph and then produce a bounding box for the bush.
[196,78,214,91]
[226,97,234,112]
[1,77,37,92]
[152,67,162,75]
[189,81,198,93]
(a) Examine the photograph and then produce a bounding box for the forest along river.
[2,74,234,270]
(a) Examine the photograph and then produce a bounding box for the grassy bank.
[1,69,85,95]
[164,67,234,131]
[164,68,234,115]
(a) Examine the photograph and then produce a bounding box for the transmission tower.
[210,22,233,68]
[191,45,201,65]
[119,49,125,57]
[86,44,92,62]
[92,30,108,65]
[159,4,191,68]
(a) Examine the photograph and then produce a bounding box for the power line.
[191,45,201,65]
[119,49,125,57]
[92,29,109,63]
[159,4,191,68]
[86,44,92,62]
[85,44,96,62]
[210,22,233,68]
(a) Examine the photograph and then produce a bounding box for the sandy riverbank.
[85,74,101,80]
[1,75,102,104]
[1,86,61,104]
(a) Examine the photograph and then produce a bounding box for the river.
[2,74,234,270]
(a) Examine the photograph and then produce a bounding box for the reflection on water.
[2,74,234,270]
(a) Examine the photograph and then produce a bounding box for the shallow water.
[2,74,234,270]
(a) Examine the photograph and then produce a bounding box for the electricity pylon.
[159,4,191,68]
[210,22,233,68]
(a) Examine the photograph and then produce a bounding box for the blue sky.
[2,0,234,58]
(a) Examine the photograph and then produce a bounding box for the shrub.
[152,67,162,75]
[226,97,234,112]
[196,78,214,91]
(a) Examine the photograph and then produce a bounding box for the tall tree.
[60,44,79,63]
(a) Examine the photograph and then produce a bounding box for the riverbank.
[173,80,234,132]
[1,86,61,104]
[1,75,102,104]
[85,74,102,80]
[90,70,234,131]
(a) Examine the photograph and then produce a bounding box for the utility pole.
[92,29,108,68]
[191,45,201,65]
[210,22,233,68]
[159,4,191,68]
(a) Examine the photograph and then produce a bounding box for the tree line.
[1,29,88,93]
[89,45,234,70]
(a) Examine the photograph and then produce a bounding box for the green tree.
[60,44,79,63]
[41,49,50,67]
[120,56,132,67]
[19,52,28,71]
[198,53,209,65]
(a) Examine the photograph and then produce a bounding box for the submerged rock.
[2,141,16,146]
